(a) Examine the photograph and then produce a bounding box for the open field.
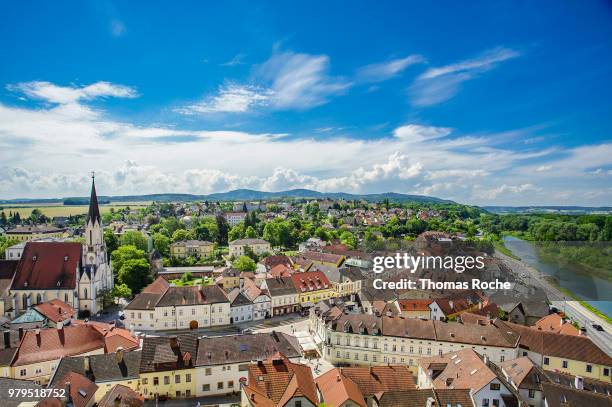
[0,202,150,218]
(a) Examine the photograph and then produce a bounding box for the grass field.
[0,202,149,218]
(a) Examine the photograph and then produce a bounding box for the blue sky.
[0,1,611,205]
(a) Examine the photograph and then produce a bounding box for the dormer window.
[64,256,68,261]
[24,281,28,288]
[32,256,37,261]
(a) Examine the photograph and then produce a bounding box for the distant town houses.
[4,225,67,242]
[229,238,271,257]
[224,212,247,227]
[170,239,214,259]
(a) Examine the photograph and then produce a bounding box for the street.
[496,251,612,356]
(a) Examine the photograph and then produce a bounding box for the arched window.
[64,293,69,303]
[84,288,88,299]
[89,230,92,244]
[22,294,28,310]
[36,294,42,304]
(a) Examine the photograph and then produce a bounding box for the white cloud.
[176,84,271,114]
[3,81,610,205]
[410,47,520,107]
[536,165,552,172]
[256,50,351,109]
[220,53,246,67]
[356,55,425,83]
[7,81,138,104]
[179,50,351,114]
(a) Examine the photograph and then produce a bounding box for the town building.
[49,349,141,402]
[139,333,197,399]
[417,348,517,407]
[169,240,214,260]
[241,353,318,407]
[316,314,520,375]
[195,332,301,397]
[291,271,334,308]
[10,323,138,385]
[224,212,247,227]
[261,277,299,316]
[229,238,271,257]
[504,321,612,382]
[5,225,67,242]
[124,278,230,331]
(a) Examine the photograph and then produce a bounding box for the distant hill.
[0,188,453,204]
[484,206,612,214]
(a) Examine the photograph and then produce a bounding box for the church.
[8,176,114,316]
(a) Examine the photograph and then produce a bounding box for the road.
[496,251,612,356]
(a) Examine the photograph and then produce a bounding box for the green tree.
[0,238,19,260]
[245,225,257,238]
[340,231,357,249]
[104,229,119,254]
[118,258,152,294]
[112,283,132,299]
[233,255,256,272]
[172,229,194,243]
[153,233,171,256]
[111,245,146,275]
[216,214,229,245]
[119,231,148,252]
[228,223,245,242]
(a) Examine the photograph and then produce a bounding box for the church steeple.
[87,172,101,225]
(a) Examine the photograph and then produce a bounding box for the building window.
[202,384,210,392]
[175,391,181,398]
[528,389,535,398]
[604,368,610,376]
[164,376,170,385]
[20,369,26,377]
[205,368,212,375]
[153,377,159,386]
[543,357,549,365]
[562,361,568,368]
[490,383,500,391]
[142,378,148,385]
[482,399,489,407]
[586,365,592,373]
[500,355,505,362]
[217,382,224,390]
[228,380,234,388]
[84,288,88,299]
[295,401,302,407]
[186,374,191,382]
[186,390,191,397]
[175,375,180,383]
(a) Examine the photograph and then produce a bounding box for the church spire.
[87,172,101,224]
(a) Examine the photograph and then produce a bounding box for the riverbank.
[544,278,612,324]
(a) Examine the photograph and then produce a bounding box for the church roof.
[87,177,101,224]
[11,242,82,290]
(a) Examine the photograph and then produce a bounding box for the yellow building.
[291,271,334,307]
[5,225,67,242]
[508,321,612,382]
[48,350,142,402]
[228,238,271,257]
[139,334,198,399]
[170,240,214,259]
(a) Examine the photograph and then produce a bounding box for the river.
[503,235,612,317]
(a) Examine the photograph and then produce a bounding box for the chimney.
[426,397,437,407]
[575,376,584,390]
[18,328,24,340]
[115,347,124,364]
[3,331,10,349]
[84,355,91,373]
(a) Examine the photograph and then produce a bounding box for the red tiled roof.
[34,299,76,323]
[54,372,98,407]
[290,271,331,293]
[245,353,318,406]
[300,251,345,265]
[316,368,366,407]
[12,242,82,290]
[98,384,144,407]
[534,313,580,336]
[141,276,170,294]
[270,264,293,278]
[397,299,432,312]
[338,365,416,396]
